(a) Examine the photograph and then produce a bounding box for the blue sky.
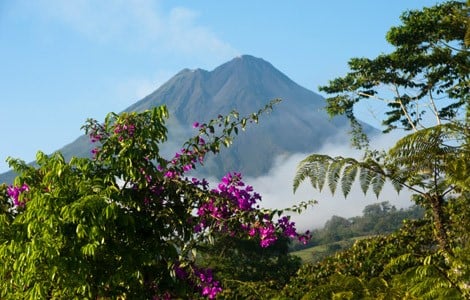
[0,0,444,173]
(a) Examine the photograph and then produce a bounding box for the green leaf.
[341,164,358,198]
[76,224,86,238]
[327,159,343,195]
[359,167,373,195]
[371,172,385,198]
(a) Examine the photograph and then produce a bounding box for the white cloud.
[165,7,236,59]
[19,0,240,113]
[246,131,414,231]
[29,0,238,60]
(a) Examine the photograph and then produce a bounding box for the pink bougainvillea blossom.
[7,183,29,207]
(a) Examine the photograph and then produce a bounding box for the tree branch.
[357,91,393,103]
[393,84,419,132]
[428,90,442,126]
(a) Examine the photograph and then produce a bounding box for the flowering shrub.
[0,100,311,299]
[195,172,310,248]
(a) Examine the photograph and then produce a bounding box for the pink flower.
[91,147,100,159]
[7,183,29,206]
[164,171,177,179]
[278,216,298,238]
[90,133,102,143]
[259,222,277,248]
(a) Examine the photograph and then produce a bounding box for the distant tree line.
[290,201,424,252]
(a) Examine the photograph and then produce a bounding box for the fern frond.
[389,125,460,175]
[294,154,394,199]
[327,159,344,195]
[371,171,386,198]
[390,177,404,194]
[293,154,332,192]
[359,166,373,195]
[316,159,330,192]
[293,161,311,192]
[341,164,358,198]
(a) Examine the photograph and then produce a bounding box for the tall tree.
[320,0,469,140]
[295,0,469,252]
[294,1,470,297]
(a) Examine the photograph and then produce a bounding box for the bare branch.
[428,90,442,126]
[392,84,419,132]
[357,91,393,103]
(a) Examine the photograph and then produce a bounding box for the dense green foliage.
[0,101,312,299]
[283,219,438,299]
[282,195,470,299]
[1,1,469,299]
[198,236,301,299]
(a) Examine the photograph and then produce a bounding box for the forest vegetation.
[290,202,424,262]
[0,1,469,299]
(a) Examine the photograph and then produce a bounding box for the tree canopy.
[293,1,470,298]
[320,1,469,143]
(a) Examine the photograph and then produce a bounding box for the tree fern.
[293,154,331,192]
[389,125,460,176]
[316,157,330,192]
[294,127,465,255]
[294,155,389,199]
[294,124,464,200]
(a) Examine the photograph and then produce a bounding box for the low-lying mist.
[246,130,414,231]
[177,123,414,231]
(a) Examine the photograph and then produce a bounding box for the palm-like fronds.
[389,125,460,174]
[293,155,388,198]
[294,124,463,199]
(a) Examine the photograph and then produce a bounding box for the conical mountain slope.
[122,55,352,177]
[1,55,366,183]
[127,55,323,119]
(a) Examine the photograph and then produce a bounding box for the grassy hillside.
[289,202,424,264]
[291,236,369,264]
